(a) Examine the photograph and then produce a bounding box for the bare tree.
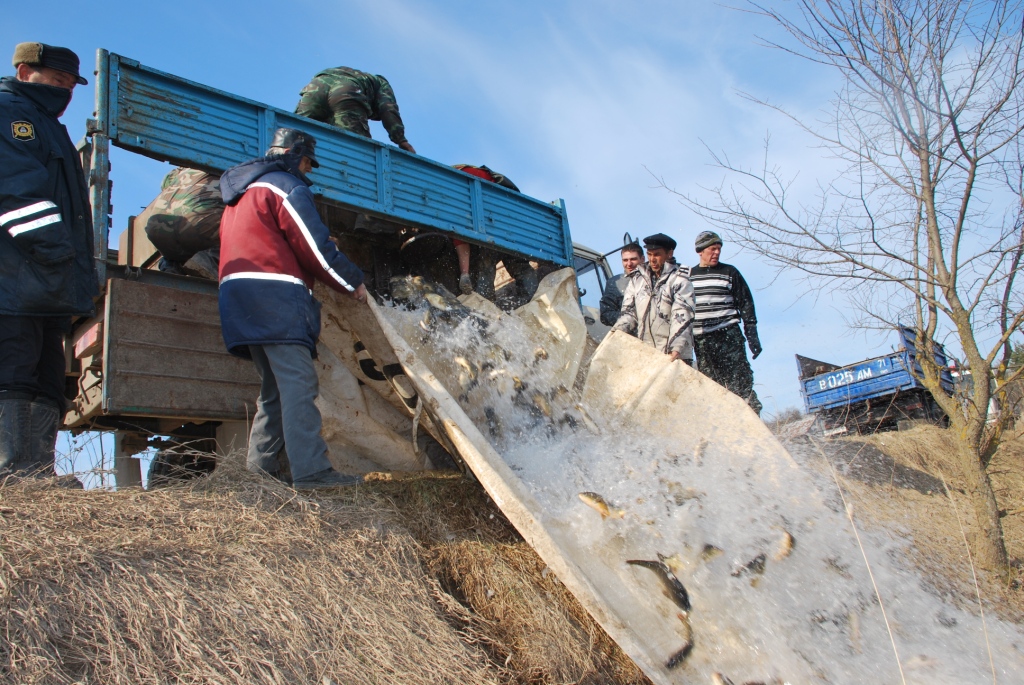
[671,0,1024,569]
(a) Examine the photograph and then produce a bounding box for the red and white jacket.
[217,156,364,358]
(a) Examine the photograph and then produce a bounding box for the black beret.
[643,233,677,251]
[12,42,88,85]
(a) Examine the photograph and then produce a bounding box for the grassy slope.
[0,466,647,685]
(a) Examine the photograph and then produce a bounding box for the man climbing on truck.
[451,164,538,301]
[612,233,695,364]
[690,231,762,415]
[218,127,367,489]
[295,66,415,153]
[0,42,96,482]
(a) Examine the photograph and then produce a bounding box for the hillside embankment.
[2,424,1023,684]
[0,463,647,685]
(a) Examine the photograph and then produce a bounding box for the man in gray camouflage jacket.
[612,233,695,363]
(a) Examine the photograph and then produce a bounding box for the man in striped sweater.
[690,231,763,415]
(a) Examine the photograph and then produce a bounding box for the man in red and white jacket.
[218,127,367,489]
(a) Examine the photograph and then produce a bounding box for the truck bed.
[91,50,573,272]
[797,328,954,414]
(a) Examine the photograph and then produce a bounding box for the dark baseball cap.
[12,42,88,85]
[643,233,677,251]
[268,127,320,167]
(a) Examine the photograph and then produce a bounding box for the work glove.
[747,329,762,359]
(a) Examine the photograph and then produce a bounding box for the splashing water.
[379,283,1024,685]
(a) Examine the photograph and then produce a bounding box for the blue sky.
[5,0,903,417]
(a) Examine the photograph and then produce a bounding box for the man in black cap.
[0,43,97,481]
[612,233,695,363]
[218,127,367,489]
[690,231,762,415]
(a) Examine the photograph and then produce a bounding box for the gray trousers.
[247,344,332,481]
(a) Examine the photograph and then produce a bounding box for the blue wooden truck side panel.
[799,329,955,413]
[96,51,573,267]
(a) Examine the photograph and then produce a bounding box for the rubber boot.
[0,399,32,475]
[26,400,60,477]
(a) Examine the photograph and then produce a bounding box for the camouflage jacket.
[612,261,695,360]
[295,67,408,145]
[139,167,223,263]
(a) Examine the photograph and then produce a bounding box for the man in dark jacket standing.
[690,231,762,415]
[599,242,643,326]
[0,43,97,479]
[219,127,367,489]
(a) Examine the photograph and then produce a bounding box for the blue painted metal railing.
[91,49,573,267]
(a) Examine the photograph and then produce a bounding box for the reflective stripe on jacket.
[0,77,98,316]
[217,156,364,358]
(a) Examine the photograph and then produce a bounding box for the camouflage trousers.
[694,324,762,415]
[328,109,372,138]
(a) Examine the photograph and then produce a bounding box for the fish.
[711,675,766,685]
[664,611,694,669]
[664,640,693,669]
[731,553,767,587]
[693,437,708,464]
[700,544,724,562]
[532,392,552,417]
[578,492,626,520]
[419,308,434,332]
[483,407,503,439]
[848,608,862,653]
[574,403,601,434]
[454,356,480,396]
[774,531,795,561]
[626,555,691,612]
[731,553,766,578]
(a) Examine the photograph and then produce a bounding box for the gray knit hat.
[695,230,723,253]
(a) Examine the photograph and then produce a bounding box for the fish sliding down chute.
[365,268,1024,685]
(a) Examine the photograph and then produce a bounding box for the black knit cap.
[643,233,677,251]
[695,230,723,252]
[268,127,320,167]
[12,42,88,85]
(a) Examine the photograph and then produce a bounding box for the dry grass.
[0,462,648,685]
[837,425,1024,619]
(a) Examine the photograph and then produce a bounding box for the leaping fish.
[626,555,691,612]
[664,611,694,669]
[578,492,626,520]
[711,675,767,685]
[664,640,693,669]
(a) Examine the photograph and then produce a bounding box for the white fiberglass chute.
[315,268,1023,684]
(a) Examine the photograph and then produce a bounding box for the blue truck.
[64,50,583,484]
[796,328,955,435]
